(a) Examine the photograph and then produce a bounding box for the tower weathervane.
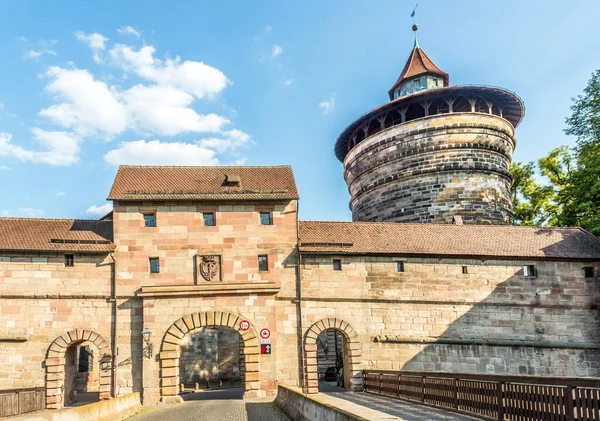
[411,4,419,49]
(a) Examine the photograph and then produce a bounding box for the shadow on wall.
[117,298,144,396]
[387,231,600,377]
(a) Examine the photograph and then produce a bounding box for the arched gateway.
[304,318,363,394]
[159,311,262,400]
[45,329,112,409]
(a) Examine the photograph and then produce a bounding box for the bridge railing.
[363,370,600,421]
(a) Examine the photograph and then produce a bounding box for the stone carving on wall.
[197,255,222,282]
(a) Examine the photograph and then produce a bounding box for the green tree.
[509,162,555,226]
[510,70,600,235]
[562,70,600,235]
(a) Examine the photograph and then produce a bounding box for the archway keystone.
[304,318,362,394]
[159,310,263,401]
[45,330,112,409]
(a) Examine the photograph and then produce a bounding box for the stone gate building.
[1,36,600,410]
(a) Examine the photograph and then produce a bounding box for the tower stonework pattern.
[336,45,524,225]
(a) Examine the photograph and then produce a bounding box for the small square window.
[258,255,268,272]
[583,267,595,279]
[523,265,537,278]
[462,266,468,274]
[143,213,156,227]
[203,213,215,226]
[260,212,272,225]
[65,254,74,267]
[333,259,342,271]
[149,258,160,274]
[396,261,404,272]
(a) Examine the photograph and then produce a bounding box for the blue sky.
[0,0,599,222]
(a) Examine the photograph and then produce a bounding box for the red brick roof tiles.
[0,218,114,253]
[388,47,449,98]
[107,165,299,201]
[299,221,600,260]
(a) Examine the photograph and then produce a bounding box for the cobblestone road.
[126,388,289,421]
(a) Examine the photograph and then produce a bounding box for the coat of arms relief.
[197,255,222,282]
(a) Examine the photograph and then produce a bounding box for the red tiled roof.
[0,218,115,253]
[299,221,600,260]
[107,165,299,201]
[388,47,449,99]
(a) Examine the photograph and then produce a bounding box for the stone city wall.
[298,255,600,377]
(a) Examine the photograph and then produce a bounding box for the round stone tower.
[335,27,525,225]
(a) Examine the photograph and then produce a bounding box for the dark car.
[324,366,337,381]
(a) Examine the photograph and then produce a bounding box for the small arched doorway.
[159,311,262,401]
[45,330,112,409]
[304,318,362,394]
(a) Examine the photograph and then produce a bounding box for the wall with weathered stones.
[298,255,600,378]
[343,113,516,224]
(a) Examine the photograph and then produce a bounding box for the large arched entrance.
[304,318,362,394]
[159,311,261,401]
[44,330,112,409]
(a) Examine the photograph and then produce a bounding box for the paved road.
[126,388,289,421]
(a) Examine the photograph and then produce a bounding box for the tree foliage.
[511,70,600,236]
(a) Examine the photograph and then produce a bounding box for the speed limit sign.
[260,328,270,339]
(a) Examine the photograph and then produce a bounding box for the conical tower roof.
[388,46,449,100]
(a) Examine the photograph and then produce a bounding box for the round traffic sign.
[260,328,270,339]
[239,320,250,331]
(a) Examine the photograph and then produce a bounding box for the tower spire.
[411,4,419,49]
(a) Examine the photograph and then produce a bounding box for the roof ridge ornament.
[411,4,419,49]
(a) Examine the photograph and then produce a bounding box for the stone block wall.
[299,255,600,377]
[343,113,516,224]
[111,200,298,296]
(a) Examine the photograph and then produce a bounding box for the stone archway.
[159,311,262,401]
[304,318,362,394]
[45,329,112,409]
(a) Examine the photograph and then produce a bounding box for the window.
[583,267,595,279]
[333,259,342,271]
[203,213,215,226]
[434,79,439,87]
[65,254,74,267]
[462,266,468,274]
[523,265,537,278]
[396,261,404,272]
[143,213,156,227]
[258,255,268,272]
[260,212,272,225]
[149,258,160,273]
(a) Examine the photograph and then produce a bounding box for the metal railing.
[0,387,46,418]
[363,370,600,421]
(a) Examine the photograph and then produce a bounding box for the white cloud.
[85,203,113,216]
[75,31,108,62]
[56,190,66,196]
[319,94,336,114]
[283,78,294,86]
[198,129,251,154]
[24,49,56,59]
[271,45,283,57]
[40,67,128,137]
[117,26,140,37]
[104,139,218,166]
[122,84,228,136]
[75,31,108,50]
[0,165,9,170]
[109,44,229,99]
[0,129,80,166]
[18,207,44,217]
